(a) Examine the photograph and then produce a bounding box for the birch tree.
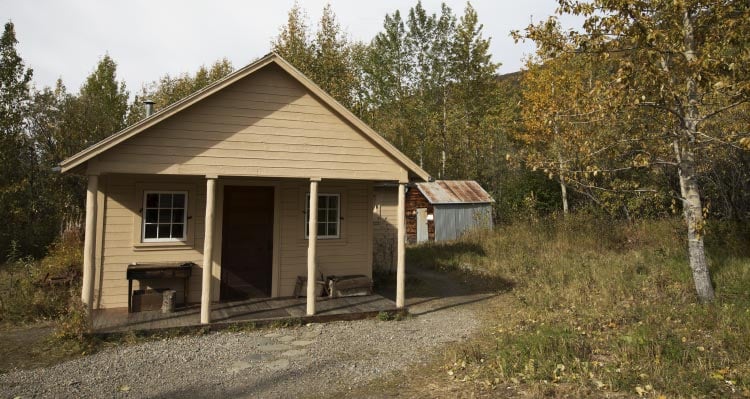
[519,0,750,301]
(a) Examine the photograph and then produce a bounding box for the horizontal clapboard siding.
[91,64,405,181]
[95,175,374,309]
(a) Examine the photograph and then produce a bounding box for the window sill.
[133,241,194,251]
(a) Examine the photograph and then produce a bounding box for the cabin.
[60,53,430,324]
[406,180,493,243]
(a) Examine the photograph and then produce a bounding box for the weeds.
[429,215,750,397]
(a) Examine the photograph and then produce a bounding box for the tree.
[127,58,233,124]
[311,4,357,108]
[64,54,129,153]
[448,2,500,180]
[520,0,750,301]
[272,2,314,77]
[0,21,34,257]
[273,3,358,108]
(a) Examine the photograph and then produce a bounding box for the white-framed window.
[142,191,188,242]
[305,193,340,239]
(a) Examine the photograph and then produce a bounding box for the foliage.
[127,58,234,123]
[0,21,36,258]
[413,218,750,397]
[515,0,750,301]
[0,231,82,324]
[272,2,359,109]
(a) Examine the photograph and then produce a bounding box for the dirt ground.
[0,323,83,373]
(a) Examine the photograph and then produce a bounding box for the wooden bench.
[126,262,193,313]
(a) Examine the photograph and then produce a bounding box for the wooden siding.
[88,64,406,182]
[373,186,398,272]
[95,174,373,309]
[405,187,435,243]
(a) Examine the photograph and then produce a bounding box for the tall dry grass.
[408,216,750,397]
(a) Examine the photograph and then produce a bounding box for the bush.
[0,231,82,324]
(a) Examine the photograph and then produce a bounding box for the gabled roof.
[415,180,494,205]
[60,52,430,182]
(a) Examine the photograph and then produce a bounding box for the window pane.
[145,209,158,223]
[318,195,328,208]
[159,209,172,223]
[318,209,326,222]
[158,224,171,238]
[328,223,337,237]
[159,194,172,208]
[172,209,185,223]
[328,195,338,209]
[172,194,185,208]
[327,210,337,222]
[171,224,184,238]
[317,222,326,236]
[144,224,157,239]
[146,193,159,208]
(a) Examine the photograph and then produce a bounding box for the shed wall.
[434,204,493,242]
[405,187,434,243]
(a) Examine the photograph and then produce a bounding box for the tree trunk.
[676,8,714,302]
[555,124,569,215]
[560,177,569,215]
[674,140,715,302]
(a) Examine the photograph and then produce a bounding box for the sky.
[3,0,581,94]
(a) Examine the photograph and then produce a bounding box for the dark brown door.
[220,186,274,300]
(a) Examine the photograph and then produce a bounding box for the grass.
[405,216,750,398]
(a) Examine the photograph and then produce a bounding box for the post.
[396,182,406,308]
[81,175,99,314]
[200,176,218,324]
[306,178,320,316]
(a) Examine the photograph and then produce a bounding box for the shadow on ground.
[375,242,514,317]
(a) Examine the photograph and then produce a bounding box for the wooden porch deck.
[91,294,399,334]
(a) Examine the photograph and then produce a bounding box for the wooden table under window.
[126,262,194,313]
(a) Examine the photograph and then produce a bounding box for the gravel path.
[0,270,492,398]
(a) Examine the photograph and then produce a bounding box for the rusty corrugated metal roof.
[415,180,494,204]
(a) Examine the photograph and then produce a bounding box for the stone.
[291,340,315,347]
[280,349,308,357]
[258,343,294,352]
[245,353,274,362]
[265,358,290,372]
[227,361,251,373]
[276,335,296,343]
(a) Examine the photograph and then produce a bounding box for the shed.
[406,180,493,243]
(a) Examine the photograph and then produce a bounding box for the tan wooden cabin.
[60,53,429,324]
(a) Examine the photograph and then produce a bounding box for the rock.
[280,349,308,357]
[258,343,294,352]
[227,361,251,373]
[265,359,290,372]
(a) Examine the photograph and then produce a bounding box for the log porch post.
[306,178,321,316]
[396,182,406,308]
[200,176,218,324]
[81,174,98,314]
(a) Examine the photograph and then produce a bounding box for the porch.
[92,294,399,334]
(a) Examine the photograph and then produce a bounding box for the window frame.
[304,193,341,240]
[141,190,189,243]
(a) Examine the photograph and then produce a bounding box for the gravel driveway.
[1,269,493,398]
